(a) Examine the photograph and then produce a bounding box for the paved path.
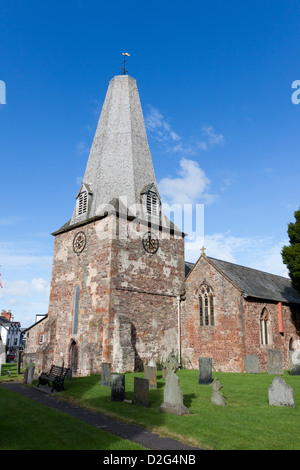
[2,382,201,451]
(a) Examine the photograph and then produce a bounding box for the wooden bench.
[37,365,70,392]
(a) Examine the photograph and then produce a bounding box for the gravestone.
[159,353,189,415]
[134,377,149,407]
[111,374,125,402]
[198,357,212,384]
[210,377,226,406]
[144,366,157,389]
[268,377,295,407]
[65,368,72,381]
[244,355,259,373]
[101,363,111,387]
[289,350,300,376]
[267,349,283,375]
[27,359,35,385]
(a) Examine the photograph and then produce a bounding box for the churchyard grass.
[0,384,146,450]
[60,369,300,450]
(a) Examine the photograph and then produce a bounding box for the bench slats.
[38,364,70,392]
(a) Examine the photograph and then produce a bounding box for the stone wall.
[181,256,246,372]
[28,214,185,376]
[181,256,300,372]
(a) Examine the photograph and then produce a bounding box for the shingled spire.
[69,74,162,227]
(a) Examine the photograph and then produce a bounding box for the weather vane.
[121,52,130,75]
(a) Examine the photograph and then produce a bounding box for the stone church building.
[25,73,300,375]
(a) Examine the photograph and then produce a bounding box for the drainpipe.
[177,295,181,366]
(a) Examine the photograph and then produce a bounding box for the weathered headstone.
[289,350,300,376]
[244,355,259,373]
[65,368,72,381]
[144,366,157,389]
[210,377,226,406]
[111,374,125,402]
[267,349,283,375]
[268,377,295,407]
[27,359,35,385]
[198,357,212,384]
[101,362,111,387]
[134,377,149,407]
[159,353,189,415]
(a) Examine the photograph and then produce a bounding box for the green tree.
[282,209,300,295]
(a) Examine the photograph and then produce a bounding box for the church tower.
[36,74,185,375]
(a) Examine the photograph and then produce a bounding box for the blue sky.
[0,0,299,327]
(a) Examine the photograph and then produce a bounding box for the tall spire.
[70,74,159,226]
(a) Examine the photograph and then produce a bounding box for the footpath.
[2,381,201,451]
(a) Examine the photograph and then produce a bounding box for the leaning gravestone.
[268,377,295,407]
[159,353,189,415]
[244,355,259,373]
[144,366,157,389]
[289,351,300,376]
[134,377,149,407]
[101,363,111,387]
[267,349,283,375]
[198,357,212,384]
[111,374,125,402]
[210,377,226,406]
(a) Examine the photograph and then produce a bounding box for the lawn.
[0,383,145,450]
[59,369,300,450]
[1,369,299,450]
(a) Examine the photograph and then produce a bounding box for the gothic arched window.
[199,284,215,327]
[72,285,80,335]
[260,307,272,345]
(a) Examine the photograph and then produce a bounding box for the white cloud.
[145,105,181,144]
[202,125,225,147]
[159,158,215,206]
[0,278,50,298]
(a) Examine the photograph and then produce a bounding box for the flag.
[0,273,3,288]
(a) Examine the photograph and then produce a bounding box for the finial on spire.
[121,52,130,75]
[201,246,206,256]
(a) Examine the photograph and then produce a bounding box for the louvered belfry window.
[146,190,158,215]
[78,190,88,216]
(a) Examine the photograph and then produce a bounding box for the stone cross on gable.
[201,246,206,256]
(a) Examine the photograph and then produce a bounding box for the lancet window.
[72,285,80,335]
[199,284,215,327]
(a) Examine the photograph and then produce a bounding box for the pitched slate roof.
[185,257,300,305]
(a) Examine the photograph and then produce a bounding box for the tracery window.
[260,307,272,345]
[199,284,214,326]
